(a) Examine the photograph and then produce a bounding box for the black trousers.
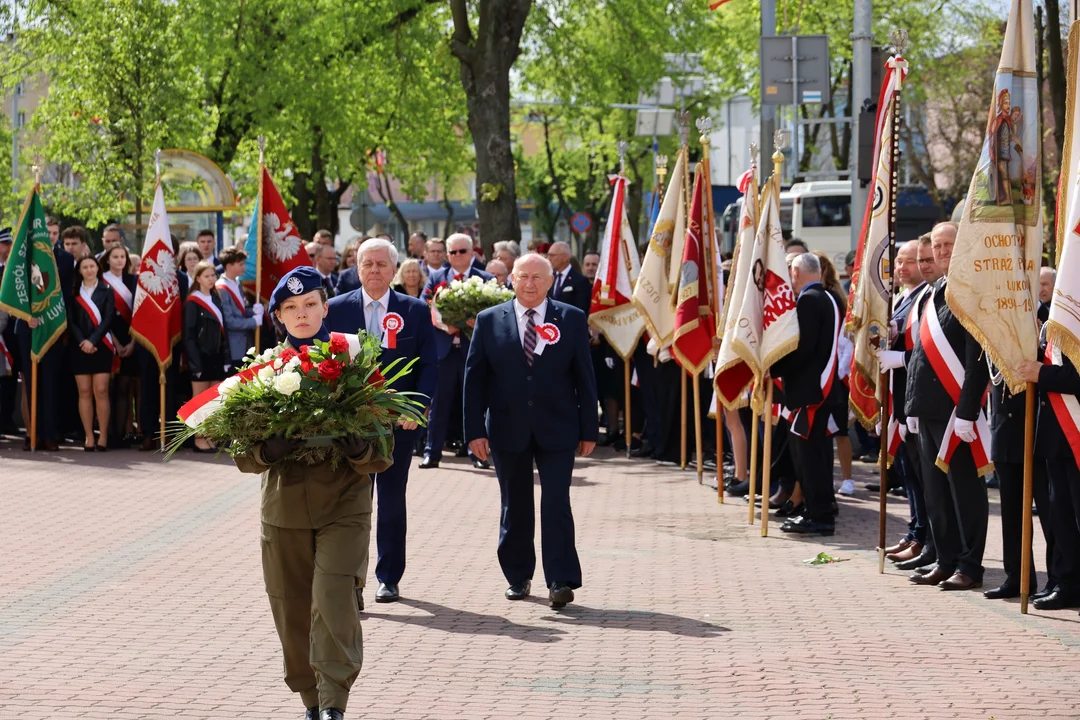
[0,375,18,430]
[490,440,581,589]
[655,360,684,463]
[17,339,63,443]
[918,419,988,580]
[996,460,1055,592]
[787,407,835,522]
[1045,458,1080,595]
[903,434,934,551]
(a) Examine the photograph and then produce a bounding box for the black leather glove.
[334,435,370,460]
[261,434,301,463]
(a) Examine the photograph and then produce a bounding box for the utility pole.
[10,0,18,185]
[760,0,776,184]
[850,0,873,251]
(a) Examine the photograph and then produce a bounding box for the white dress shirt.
[513,298,547,347]
[552,267,569,295]
[361,287,389,339]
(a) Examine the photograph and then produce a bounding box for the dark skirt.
[190,350,228,382]
[69,340,115,376]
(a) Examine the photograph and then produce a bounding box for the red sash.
[215,278,246,315]
[76,293,120,373]
[1044,338,1080,469]
[790,290,840,439]
[187,294,225,335]
[105,275,133,323]
[918,290,992,475]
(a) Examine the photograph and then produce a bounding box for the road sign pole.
[791,34,798,183]
[851,0,873,252]
[761,0,776,185]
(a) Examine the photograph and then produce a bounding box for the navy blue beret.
[269,266,324,314]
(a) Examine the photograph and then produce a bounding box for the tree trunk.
[1046,0,1067,157]
[450,0,533,253]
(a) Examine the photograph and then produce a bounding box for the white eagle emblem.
[264,212,302,263]
[286,276,304,294]
[135,247,179,311]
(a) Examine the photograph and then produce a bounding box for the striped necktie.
[523,309,537,366]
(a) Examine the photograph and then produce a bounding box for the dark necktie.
[554,272,563,296]
[523,309,537,366]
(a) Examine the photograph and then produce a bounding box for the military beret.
[269,265,323,314]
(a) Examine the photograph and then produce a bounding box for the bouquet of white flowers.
[165,331,427,466]
[431,276,515,339]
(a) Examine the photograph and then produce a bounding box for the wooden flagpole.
[762,133,785,538]
[748,391,760,524]
[254,136,266,350]
[1020,383,1036,613]
[697,117,723,495]
[677,113,691,471]
[616,141,633,459]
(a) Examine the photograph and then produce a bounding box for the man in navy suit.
[545,242,592,314]
[421,232,493,469]
[464,252,598,609]
[326,238,437,605]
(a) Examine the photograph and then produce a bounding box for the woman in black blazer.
[184,260,227,452]
[69,255,115,450]
[101,244,139,446]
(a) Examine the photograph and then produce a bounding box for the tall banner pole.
[697,117,723,494]
[748,385,760,524]
[617,141,633,459]
[152,149,167,449]
[29,357,38,451]
[1020,383,1036,613]
[762,134,785,538]
[254,135,266,350]
[677,114,692,471]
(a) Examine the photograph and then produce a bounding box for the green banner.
[0,187,67,360]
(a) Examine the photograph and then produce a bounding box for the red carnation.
[329,332,349,355]
[317,358,344,383]
[370,368,386,386]
[279,347,298,362]
[300,359,314,374]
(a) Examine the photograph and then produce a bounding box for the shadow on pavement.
[366,597,568,644]
[533,603,730,638]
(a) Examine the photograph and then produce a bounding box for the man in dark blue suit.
[421,232,493,469]
[545,242,592,314]
[464,252,598,609]
[326,238,438,605]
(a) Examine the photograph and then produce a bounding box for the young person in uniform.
[183,260,227,453]
[101,244,139,446]
[68,255,116,450]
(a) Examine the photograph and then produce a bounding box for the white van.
[779,180,852,272]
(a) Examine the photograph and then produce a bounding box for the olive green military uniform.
[235,440,392,712]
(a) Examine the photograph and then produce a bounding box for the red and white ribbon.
[382,312,403,349]
[187,292,225,335]
[790,291,840,439]
[215,277,246,315]
[1044,338,1080,469]
[104,273,133,323]
[76,293,120,373]
[919,290,992,475]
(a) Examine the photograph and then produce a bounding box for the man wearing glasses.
[422,233,493,469]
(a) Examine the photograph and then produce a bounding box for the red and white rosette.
[381,312,404,349]
[534,322,559,355]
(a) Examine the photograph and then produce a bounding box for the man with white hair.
[492,240,520,271]
[486,259,509,287]
[770,251,843,536]
[545,242,592,314]
[464,252,598,608]
[421,232,493,469]
[1038,266,1056,323]
[326,238,438,605]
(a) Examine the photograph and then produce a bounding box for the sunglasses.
[447,249,471,256]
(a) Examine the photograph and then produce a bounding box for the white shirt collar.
[361,286,390,309]
[514,298,547,321]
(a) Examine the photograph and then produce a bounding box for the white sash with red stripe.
[188,292,225,335]
[215,277,246,315]
[104,272,132,323]
[76,291,119,373]
[919,290,992,475]
[0,335,12,375]
[1044,338,1080,469]
[790,289,840,439]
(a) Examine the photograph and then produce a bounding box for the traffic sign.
[760,35,831,106]
[570,212,593,234]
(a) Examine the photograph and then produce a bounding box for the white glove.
[252,303,264,316]
[875,348,906,371]
[899,423,908,441]
[906,416,919,436]
[954,418,977,443]
[605,357,615,369]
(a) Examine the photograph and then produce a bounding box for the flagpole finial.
[890,29,908,55]
[31,165,41,184]
[749,141,759,168]
[677,112,691,147]
[257,135,266,165]
[154,148,162,181]
[695,116,712,145]
[772,129,787,165]
[656,154,668,185]
[617,140,628,175]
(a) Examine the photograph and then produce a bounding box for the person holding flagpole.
[101,243,139,446]
[68,255,116,451]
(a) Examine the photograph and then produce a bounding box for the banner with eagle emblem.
[845,52,907,428]
[242,167,313,302]
[131,182,182,369]
[0,183,66,360]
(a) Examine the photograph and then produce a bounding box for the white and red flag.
[671,165,716,374]
[845,52,908,428]
[242,167,313,302]
[589,175,645,359]
[131,182,181,369]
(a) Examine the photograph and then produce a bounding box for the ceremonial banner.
[945,0,1041,394]
[714,178,799,408]
[1048,20,1080,367]
[845,53,908,428]
[131,183,182,369]
[632,151,686,347]
[242,168,313,302]
[714,167,758,408]
[0,185,66,360]
[671,165,716,373]
[589,175,645,359]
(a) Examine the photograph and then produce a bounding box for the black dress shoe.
[775,500,804,518]
[630,442,654,458]
[375,583,400,603]
[455,445,469,458]
[320,710,344,720]
[1032,585,1057,601]
[726,480,750,497]
[596,435,615,447]
[95,444,108,452]
[895,552,937,571]
[472,457,490,469]
[305,708,318,720]
[983,583,1021,600]
[418,456,439,469]
[779,515,835,535]
[1032,590,1080,611]
[549,582,575,609]
[505,580,531,600]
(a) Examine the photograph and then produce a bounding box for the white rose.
[450,279,463,290]
[218,376,242,397]
[246,346,257,358]
[284,356,301,371]
[273,371,302,396]
[257,364,276,383]
[272,358,284,370]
